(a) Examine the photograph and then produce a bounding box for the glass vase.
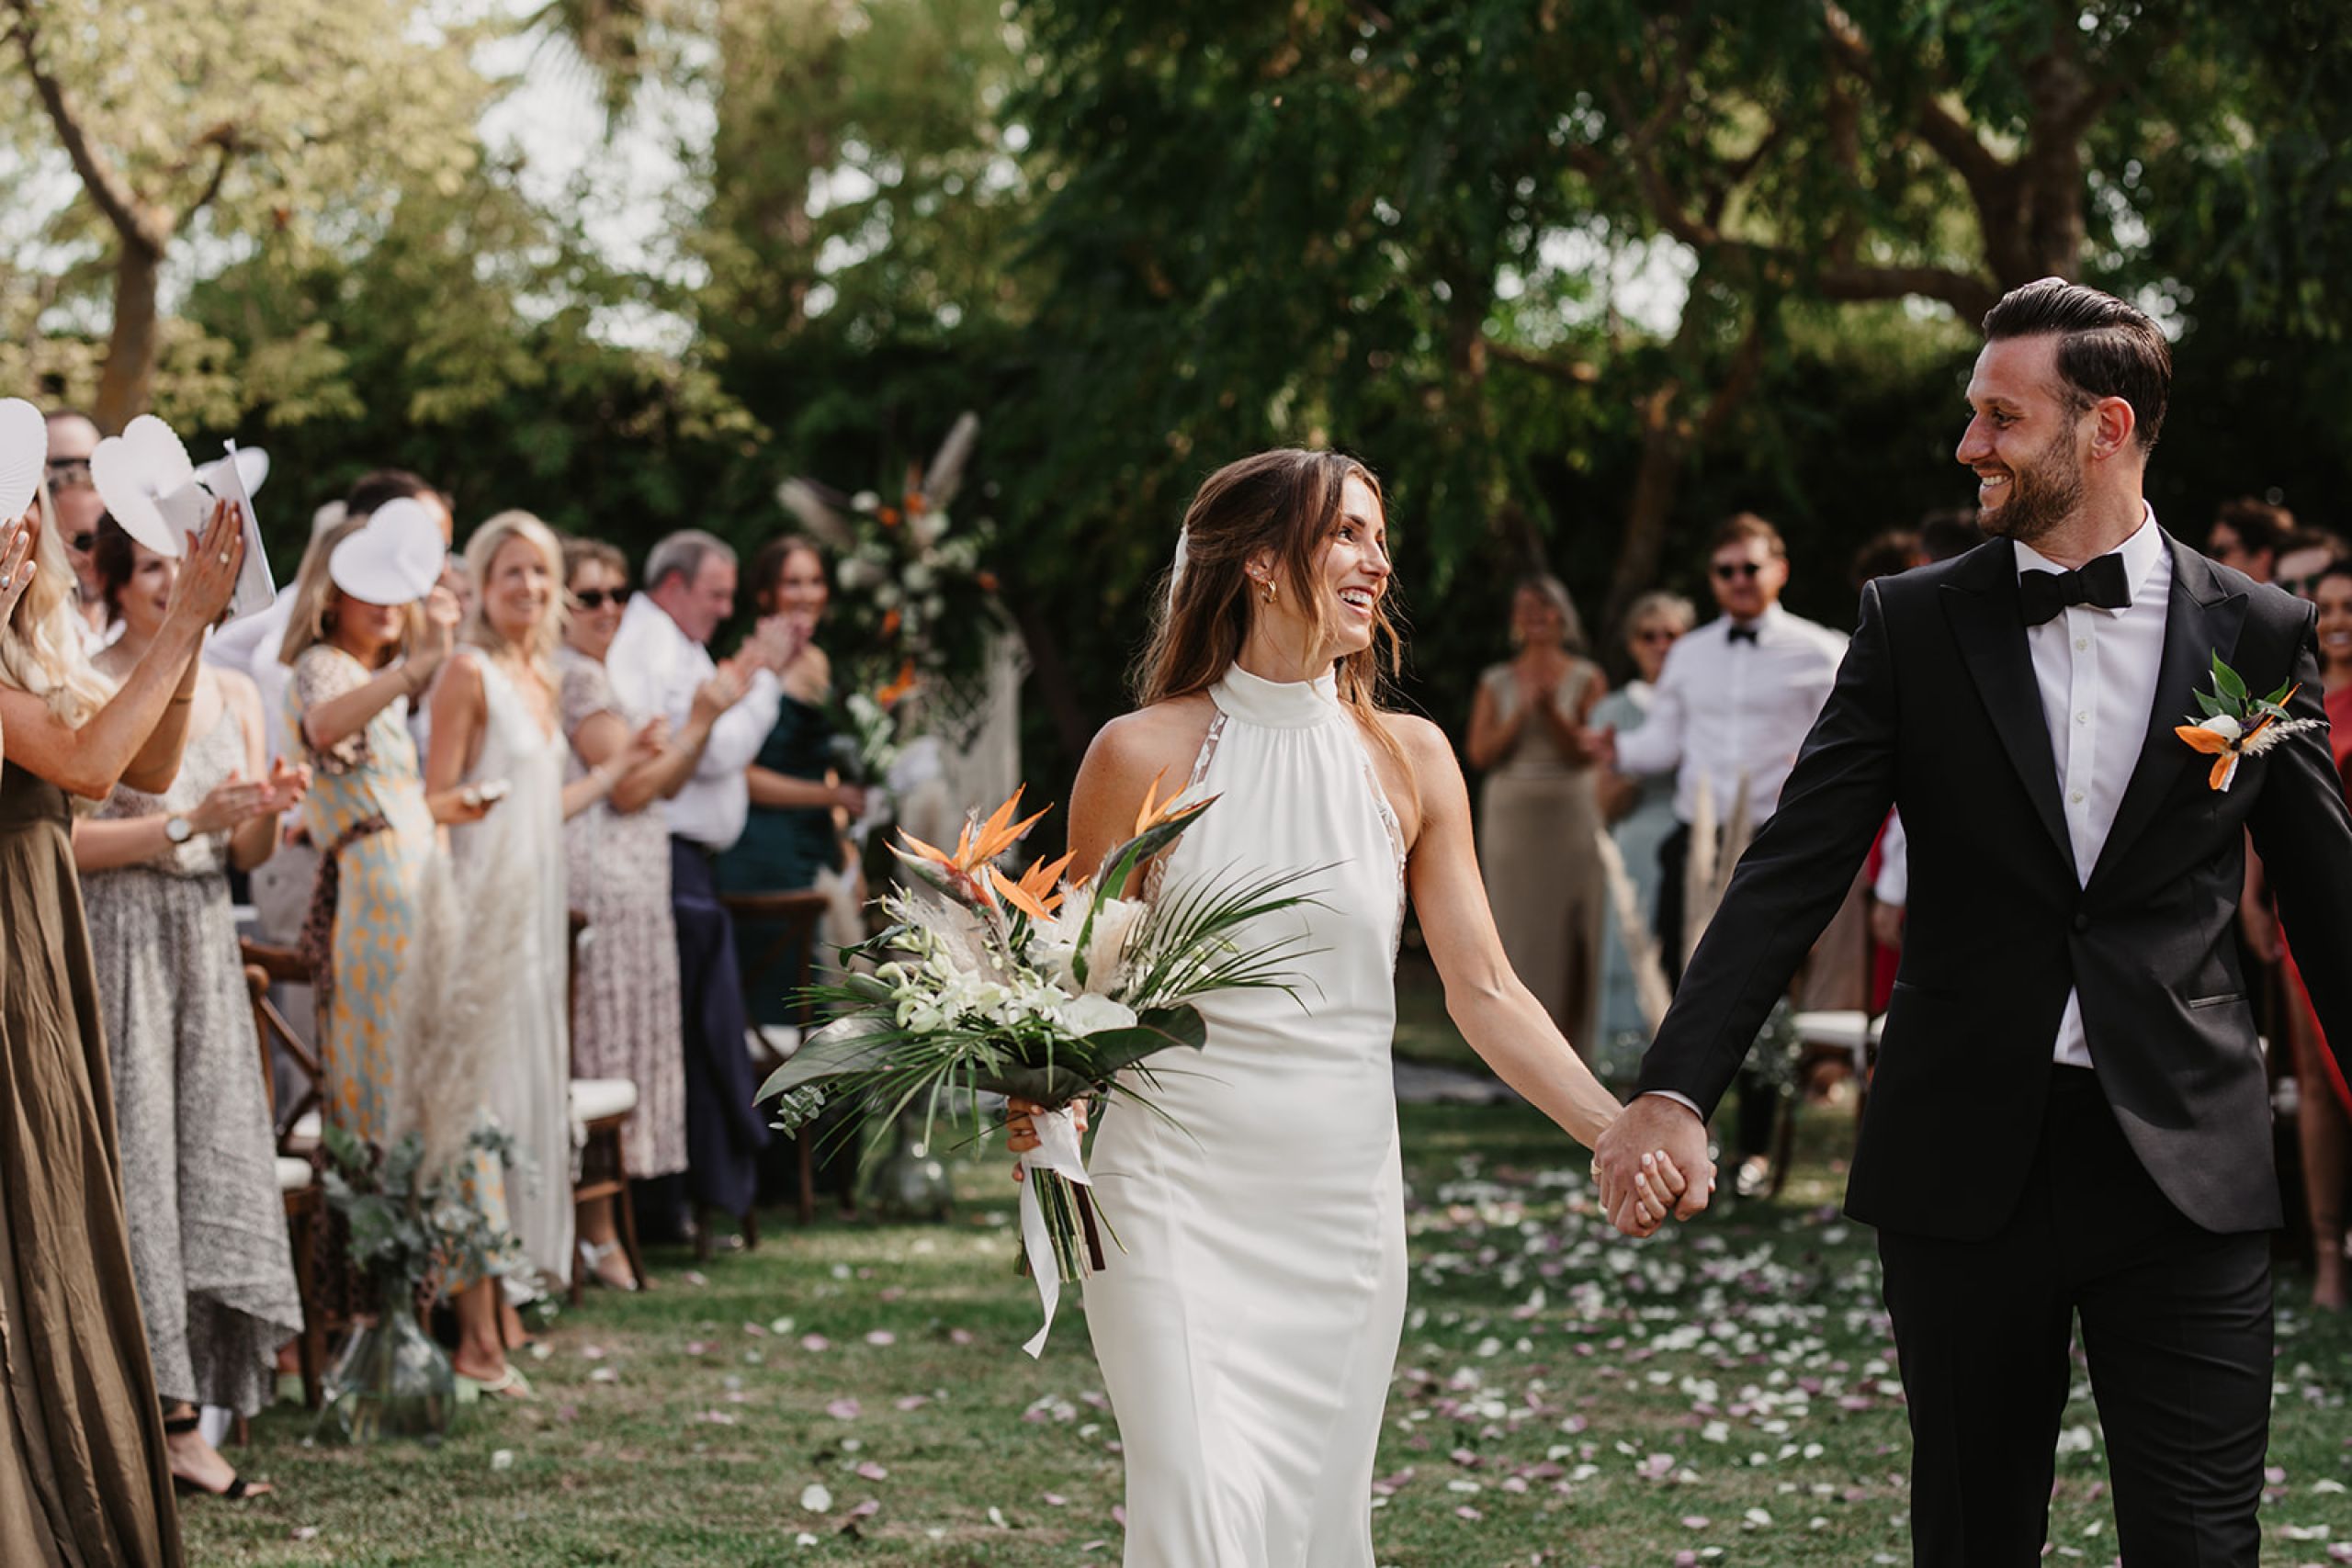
[314,1303,456,1444]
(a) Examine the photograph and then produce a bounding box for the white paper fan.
[196,444,269,500]
[0,399,45,522]
[329,496,447,605]
[91,414,206,557]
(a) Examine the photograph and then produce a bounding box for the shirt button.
[2075,637,2089,651]
[2073,912,2090,933]
[2075,711,2089,725]
[2069,790,2086,805]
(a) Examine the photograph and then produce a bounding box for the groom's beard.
[1979,428,2086,547]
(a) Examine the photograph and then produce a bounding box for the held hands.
[833,782,869,817]
[0,514,36,626]
[1593,1095,1716,1238]
[164,502,245,632]
[1005,1096,1088,1183]
[429,778,506,826]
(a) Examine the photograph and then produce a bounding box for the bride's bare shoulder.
[1080,695,1218,790]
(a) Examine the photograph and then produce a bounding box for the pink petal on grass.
[854,1461,888,1482]
[865,1330,897,1347]
[893,1394,930,1412]
[949,1327,976,1346]
[826,1398,861,1421]
[800,1335,831,1352]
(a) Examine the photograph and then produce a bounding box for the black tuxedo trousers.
[1636,536,2352,1565]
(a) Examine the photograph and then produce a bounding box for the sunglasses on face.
[69,530,96,554]
[569,587,631,611]
[44,457,93,491]
[2281,571,2330,600]
[1712,561,1765,581]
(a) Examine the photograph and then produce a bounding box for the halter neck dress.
[1082,664,1408,1567]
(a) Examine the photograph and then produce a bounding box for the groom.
[1594,277,2352,1566]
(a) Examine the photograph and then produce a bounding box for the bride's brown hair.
[1135,448,1407,741]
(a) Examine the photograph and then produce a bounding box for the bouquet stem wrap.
[1017,1104,1094,1358]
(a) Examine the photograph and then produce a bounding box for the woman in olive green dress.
[0,491,243,1567]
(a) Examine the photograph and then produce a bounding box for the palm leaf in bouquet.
[752,779,1321,1354]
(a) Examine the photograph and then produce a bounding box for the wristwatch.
[164,815,194,845]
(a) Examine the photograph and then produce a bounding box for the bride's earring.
[1260,578,1276,605]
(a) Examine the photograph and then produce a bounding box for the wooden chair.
[566,908,647,1302]
[719,887,832,1238]
[240,941,329,1410]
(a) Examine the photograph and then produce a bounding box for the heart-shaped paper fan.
[195,445,269,499]
[329,496,447,605]
[91,414,205,557]
[0,399,45,521]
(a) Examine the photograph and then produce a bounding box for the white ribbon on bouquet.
[1016,1104,1091,1359]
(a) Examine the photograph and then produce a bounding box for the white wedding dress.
[1083,664,1408,1567]
[446,651,575,1292]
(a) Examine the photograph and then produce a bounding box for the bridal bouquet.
[757,779,1318,1354]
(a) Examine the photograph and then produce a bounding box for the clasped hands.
[1593,1094,1716,1239]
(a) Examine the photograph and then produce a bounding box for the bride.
[1012,448,1694,1565]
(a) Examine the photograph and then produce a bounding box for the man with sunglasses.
[1600,513,1848,1189]
[42,408,112,647]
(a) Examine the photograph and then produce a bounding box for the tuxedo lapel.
[1941,540,2073,867]
[2086,538,2246,890]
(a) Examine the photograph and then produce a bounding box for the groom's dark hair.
[1983,278,2171,454]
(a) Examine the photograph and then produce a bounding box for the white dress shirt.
[1613,603,1848,826]
[2016,509,2170,1068]
[208,594,300,766]
[1872,810,1908,907]
[604,593,781,852]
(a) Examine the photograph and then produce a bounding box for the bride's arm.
[1393,713,1625,1151]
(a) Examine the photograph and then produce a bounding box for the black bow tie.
[1726,624,1759,646]
[2018,552,2131,626]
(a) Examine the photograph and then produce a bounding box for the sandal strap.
[162,1413,201,1436]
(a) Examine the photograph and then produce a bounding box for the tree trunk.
[94,238,164,434]
[1602,382,1692,630]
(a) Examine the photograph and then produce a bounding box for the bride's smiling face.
[1252,473,1392,665]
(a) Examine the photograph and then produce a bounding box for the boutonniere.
[2175,653,2320,792]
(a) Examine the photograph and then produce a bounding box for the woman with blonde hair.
[282,500,521,1393]
[428,511,653,1307]
[0,452,243,1565]
[1006,449,1690,1565]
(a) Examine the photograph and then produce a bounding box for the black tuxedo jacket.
[1636,533,2352,1239]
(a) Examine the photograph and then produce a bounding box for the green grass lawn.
[186,1010,2352,1566]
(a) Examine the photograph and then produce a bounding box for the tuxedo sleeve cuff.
[1639,1089,1705,1118]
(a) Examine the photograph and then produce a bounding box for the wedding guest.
[1600,513,1847,1190]
[1466,573,1608,1052]
[0,489,243,1566]
[429,511,644,1303]
[40,407,110,646]
[2271,524,2346,601]
[338,471,458,757]
[1590,591,1695,1072]
[1849,527,1924,586]
[1917,506,1985,564]
[718,535,866,1029]
[2248,557,2352,1309]
[76,519,309,1500]
[281,505,523,1395]
[209,499,352,1069]
[605,529,800,1245]
[557,538,740,1289]
[2205,496,2293,585]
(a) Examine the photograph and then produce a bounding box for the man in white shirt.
[1606,513,1849,987]
[1602,278,2352,1566]
[605,529,800,1244]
